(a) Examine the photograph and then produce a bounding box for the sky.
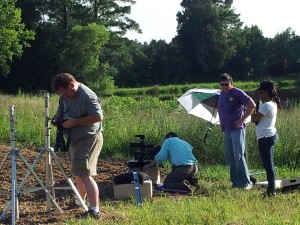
[125,0,300,43]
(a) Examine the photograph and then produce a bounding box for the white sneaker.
[242,185,253,191]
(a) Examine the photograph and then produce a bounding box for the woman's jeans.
[224,128,251,188]
[258,133,279,191]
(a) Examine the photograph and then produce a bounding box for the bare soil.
[0,145,171,224]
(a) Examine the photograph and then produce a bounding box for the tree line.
[0,0,299,95]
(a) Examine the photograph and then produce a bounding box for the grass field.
[66,165,300,225]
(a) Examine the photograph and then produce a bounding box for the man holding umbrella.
[218,73,256,190]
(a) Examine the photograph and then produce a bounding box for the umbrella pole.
[203,123,213,143]
[203,96,219,143]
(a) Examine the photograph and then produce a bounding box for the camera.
[129,134,153,149]
[51,116,69,152]
[127,135,160,169]
[51,117,68,130]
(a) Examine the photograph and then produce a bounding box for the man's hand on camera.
[61,117,73,128]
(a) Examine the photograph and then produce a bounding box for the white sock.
[90,206,99,213]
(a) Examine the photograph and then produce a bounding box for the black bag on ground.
[113,171,150,185]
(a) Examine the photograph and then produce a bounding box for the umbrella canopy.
[178,88,221,124]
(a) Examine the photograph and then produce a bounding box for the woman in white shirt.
[251,80,280,197]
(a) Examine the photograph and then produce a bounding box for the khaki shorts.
[70,132,103,176]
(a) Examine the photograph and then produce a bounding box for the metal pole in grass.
[0,106,20,224]
[0,106,26,223]
[10,105,18,224]
[0,105,21,224]
[44,92,55,211]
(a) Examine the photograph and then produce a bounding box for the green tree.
[16,0,47,29]
[111,39,188,87]
[98,35,140,87]
[224,25,268,79]
[0,0,35,76]
[175,0,241,81]
[245,26,268,78]
[38,0,140,33]
[267,28,298,77]
[58,23,109,81]
[5,0,140,93]
[89,0,141,34]
[142,40,188,85]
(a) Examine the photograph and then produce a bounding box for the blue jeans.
[224,128,251,188]
[258,133,278,190]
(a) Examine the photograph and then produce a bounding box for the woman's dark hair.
[258,80,280,104]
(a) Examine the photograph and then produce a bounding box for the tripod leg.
[0,151,10,171]
[18,151,63,213]
[17,148,46,190]
[46,150,55,211]
[0,152,10,217]
[11,149,18,224]
[0,200,12,220]
[66,178,88,211]
[49,149,88,211]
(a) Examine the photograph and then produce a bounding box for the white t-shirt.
[256,101,277,139]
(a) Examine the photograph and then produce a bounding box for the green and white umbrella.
[177,88,221,125]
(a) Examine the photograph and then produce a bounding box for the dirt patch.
[0,145,171,224]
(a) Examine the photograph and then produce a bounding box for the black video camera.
[127,135,160,169]
[129,134,153,149]
[51,117,68,130]
[51,116,69,152]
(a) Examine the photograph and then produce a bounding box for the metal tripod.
[0,93,88,224]
[0,105,61,224]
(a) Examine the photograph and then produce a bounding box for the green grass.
[113,76,300,98]
[64,165,300,225]
[1,91,300,167]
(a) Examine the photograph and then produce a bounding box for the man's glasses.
[220,83,230,86]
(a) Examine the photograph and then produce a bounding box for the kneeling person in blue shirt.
[143,132,199,193]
